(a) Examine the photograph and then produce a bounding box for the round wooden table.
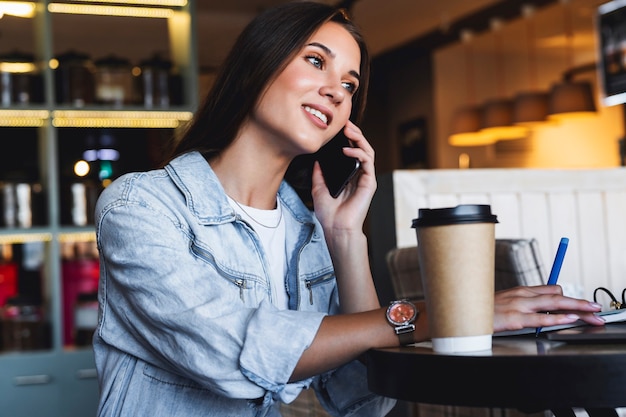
[366,328,626,416]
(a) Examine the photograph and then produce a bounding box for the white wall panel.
[390,168,626,299]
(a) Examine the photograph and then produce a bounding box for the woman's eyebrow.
[306,41,361,81]
[307,41,334,57]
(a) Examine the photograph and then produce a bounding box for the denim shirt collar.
[165,151,315,226]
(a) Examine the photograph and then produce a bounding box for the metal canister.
[60,181,100,226]
[1,183,31,228]
[54,50,96,107]
[138,53,172,108]
[0,50,42,106]
[0,182,45,228]
[94,54,135,106]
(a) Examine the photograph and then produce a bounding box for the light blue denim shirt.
[93,151,395,417]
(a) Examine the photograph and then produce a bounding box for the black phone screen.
[315,130,361,198]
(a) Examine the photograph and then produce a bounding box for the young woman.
[93,2,605,416]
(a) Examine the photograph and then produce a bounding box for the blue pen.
[536,237,569,336]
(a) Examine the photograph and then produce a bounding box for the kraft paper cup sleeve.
[412,204,497,354]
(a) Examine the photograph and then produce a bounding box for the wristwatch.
[386,299,418,345]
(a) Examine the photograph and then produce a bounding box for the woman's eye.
[306,55,323,69]
[342,81,357,94]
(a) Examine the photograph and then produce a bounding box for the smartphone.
[315,129,361,198]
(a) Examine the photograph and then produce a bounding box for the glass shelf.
[0,0,196,412]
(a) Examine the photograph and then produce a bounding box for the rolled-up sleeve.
[240,305,326,401]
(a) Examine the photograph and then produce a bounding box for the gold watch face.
[387,301,417,325]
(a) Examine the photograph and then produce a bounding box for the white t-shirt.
[227,197,288,309]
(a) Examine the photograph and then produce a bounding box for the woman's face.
[250,21,361,157]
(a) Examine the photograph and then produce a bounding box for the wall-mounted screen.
[597,0,626,106]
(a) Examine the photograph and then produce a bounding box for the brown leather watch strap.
[397,329,415,345]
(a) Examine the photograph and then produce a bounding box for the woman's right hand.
[311,121,377,235]
[492,285,605,333]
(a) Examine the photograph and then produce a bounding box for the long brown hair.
[164,2,370,199]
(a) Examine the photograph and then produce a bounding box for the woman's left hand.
[311,121,376,234]
[493,285,606,333]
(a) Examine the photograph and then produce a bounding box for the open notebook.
[494,308,626,337]
[546,322,626,342]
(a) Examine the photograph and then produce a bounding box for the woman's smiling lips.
[303,105,332,127]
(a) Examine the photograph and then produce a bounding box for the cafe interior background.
[1,0,622,178]
[356,0,623,173]
[0,0,624,415]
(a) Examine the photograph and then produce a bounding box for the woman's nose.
[319,82,345,104]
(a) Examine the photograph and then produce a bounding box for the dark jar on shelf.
[0,50,43,106]
[53,50,96,107]
[0,182,46,228]
[1,295,48,352]
[60,180,101,226]
[74,291,98,347]
[138,53,173,108]
[94,54,135,107]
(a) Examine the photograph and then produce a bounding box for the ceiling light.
[48,3,174,18]
[449,106,496,146]
[548,80,596,120]
[52,110,192,128]
[513,4,549,126]
[478,19,529,141]
[513,91,551,126]
[62,0,186,6]
[0,1,36,18]
[0,109,49,126]
[448,30,496,147]
[481,98,529,140]
[547,0,597,121]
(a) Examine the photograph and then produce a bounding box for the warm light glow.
[74,160,90,177]
[480,98,530,141]
[0,1,36,18]
[48,3,174,17]
[0,109,192,128]
[0,117,46,127]
[548,81,597,121]
[515,119,559,128]
[0,233,52,245]
[59,231,96,243]
[54,118,181,128]
[53,110,192,119]
[547,112,597,121]
[458,153,471,169]
[481,125,529,141]
[62,0,186,6]
[513,91,550,126]
[449,105,490,147]
[0,61,36,73]
[0,109,49,127]
[448,106,497,146]
[449,132,496,147]
[52,110,192,128]
[0,110,49,117]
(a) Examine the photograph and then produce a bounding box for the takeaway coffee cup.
[411,204,498,354]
